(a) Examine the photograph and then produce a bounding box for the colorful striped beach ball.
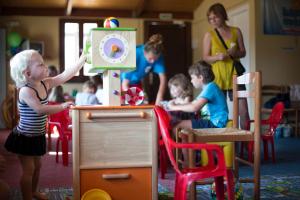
[103,17,119,28]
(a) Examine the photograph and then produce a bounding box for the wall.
[193,0,300,86]
[255,0,300,85]
[0,16,145,94]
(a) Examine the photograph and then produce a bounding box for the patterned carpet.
[158,174,300,200]
[9,175,300,200]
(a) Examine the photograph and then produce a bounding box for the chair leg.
[263,139,269,161]
[214,176,225,200]
[62,138,69,166]
[240,142,245,159]
[56,139,60,163]
[174,173,180,200]
[179,177,188,200]
[248,141,254,162]
[160,146,167,179]
[226,169,235,200]
[271,138,276,163]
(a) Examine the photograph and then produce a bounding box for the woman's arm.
[203,32,229,64]
[155,73,167,105]
[121,78,130,91]
[228,28,246,59]
[45,54,87,90]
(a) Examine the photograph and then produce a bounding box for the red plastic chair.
[48,108,72,166]
[261,101,285,163]
[154,106,234,200]
[159,130,168,179]
[240,102,284,163]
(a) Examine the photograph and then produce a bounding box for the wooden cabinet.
[72,106,157,200]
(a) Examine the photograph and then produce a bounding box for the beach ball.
[125,87,144,105]
[7,32,22,47]
[103,17,119,28]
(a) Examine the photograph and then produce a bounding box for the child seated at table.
[167,60,228,166]
[161,73,197,124]
[75,80,99,105]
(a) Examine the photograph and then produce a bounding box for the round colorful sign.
[99,33,129,64]
[125,87,144,105]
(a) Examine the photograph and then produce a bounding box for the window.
[59,19,102,82]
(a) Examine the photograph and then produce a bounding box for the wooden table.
[178,127,260,200]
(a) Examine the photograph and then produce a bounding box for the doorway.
[143,21,192,103]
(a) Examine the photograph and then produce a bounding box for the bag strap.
[214,28,235,73]
[215,28,229,50]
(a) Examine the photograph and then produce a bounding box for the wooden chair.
[234,72,261,200]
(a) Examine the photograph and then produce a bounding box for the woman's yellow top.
[210,27,239,90]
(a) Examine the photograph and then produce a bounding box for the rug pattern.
[9,175,300,200]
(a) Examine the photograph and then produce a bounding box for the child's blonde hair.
[10,49,37,88]
[168,73,193,99]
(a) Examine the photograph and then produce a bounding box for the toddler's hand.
[62,102,74,109]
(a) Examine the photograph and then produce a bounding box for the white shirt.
[75,92,99,105]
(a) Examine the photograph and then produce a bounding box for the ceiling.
[0,0,203,19]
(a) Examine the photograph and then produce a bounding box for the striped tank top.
[17,81,48,136]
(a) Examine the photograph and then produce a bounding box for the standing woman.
[202,3,249,129]
[121,34,167,105]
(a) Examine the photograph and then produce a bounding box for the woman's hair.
[168,73,193,99]
[48,65,58,77]
[10,49,37,88]
[48,86,65,103]
[144,34,164,56]
[207,3,228,21]
[188,60,215,84]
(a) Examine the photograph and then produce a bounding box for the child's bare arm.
[45,54,87,90]
[20,87,72,115]
[168,97,207,113]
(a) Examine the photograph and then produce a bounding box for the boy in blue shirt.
[168,60,228,166]
[168,60,228,129]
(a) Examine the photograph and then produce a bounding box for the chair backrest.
[267,101,285,134]
[49,108,71,131]
[232,72,262,131]
[154,106,227,174]
[154,106,181,173]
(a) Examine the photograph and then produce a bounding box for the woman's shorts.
[4,128,46,156]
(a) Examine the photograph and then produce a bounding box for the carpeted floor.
[2,129,300,200]
[9,174,300,200]
[160,175,300,200]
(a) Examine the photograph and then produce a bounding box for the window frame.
[59,19,102,82]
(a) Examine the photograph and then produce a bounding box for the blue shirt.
[121,45,166,84]
[197,82,228,127]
